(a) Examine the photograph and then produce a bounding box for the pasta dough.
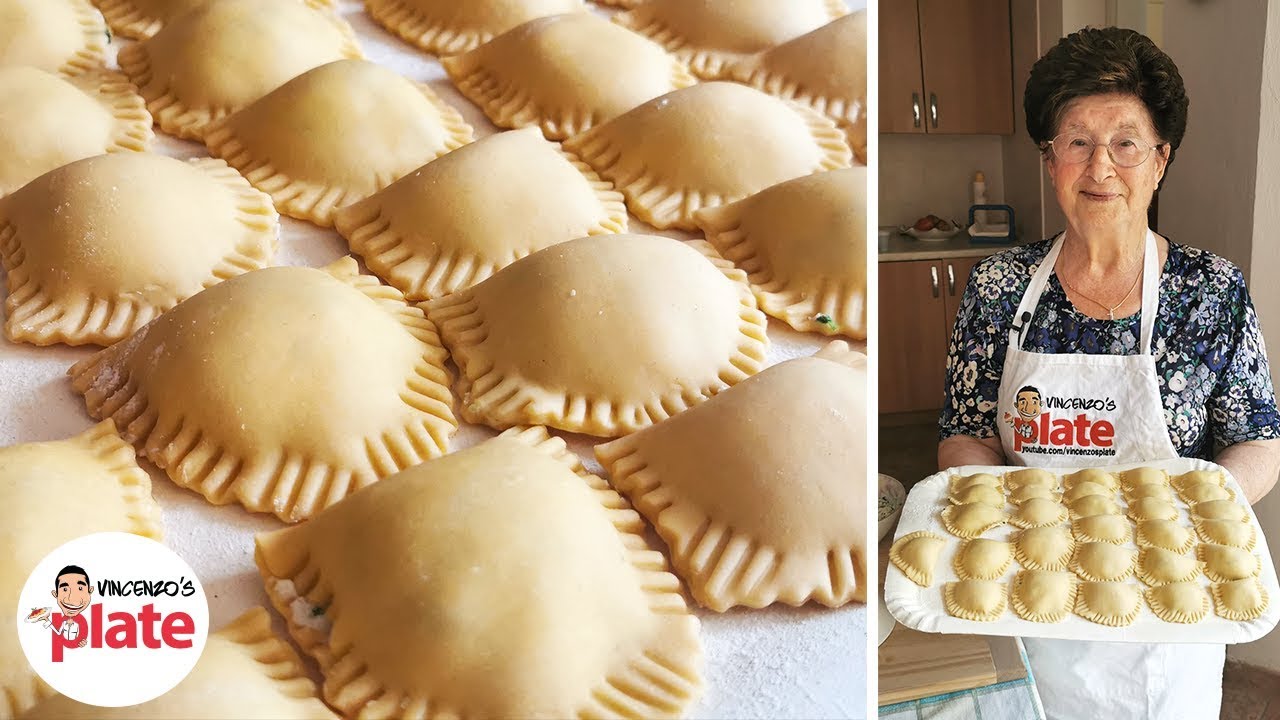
[942,579,1007,622]
[442,12,696,139]
[950,472,1002,493]
[1063,468,1119,491]
[1191,500,1249,522]
[94,0,336,39]
[116,0,363,141]
[1008,484,1059,504]
[1145,582,1210,624]
[1009,497,1067,529]
[1124,483,1175,502]
[594,342,867,610]
[1070,542,1136,582]
[1196,543,1260,582]
[563,81,851,230]
[1172,470,1226,492]
[426,234,768,436]
[948,484,1005,507]
[614,0,846,79]
[1062,481,1110,503]
[1013,525,1075,571]
[0,0,105,75]
[1136,547,1200,586]
[1005,468,1058,489]
[334,127,627,301]
[1075,581,1142,627]
[1010,570,1077,623]
[889,531,946,588]
[0,421,162,719]
[1211,578,1270,621]
[1068,494,1121,518]
[68,258,459,522]
[365,0,585,56]
[1194,518,1256,551]
[1178,483,1233,504]
[1135,519,1196,554]
[953,538,1013,581]
[0,66,151,196]
[1071,515,1132,545]
[205,59,474,227]
[255,428,704,718]
[1121,466,1168,490]
[19,607,335,718]
[695,168,867,339]
[0,153,277,346]
[1126,497,1178,523]
[940,502,1008,539]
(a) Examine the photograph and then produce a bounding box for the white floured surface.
[885,459,1280,643]
[0,2,867,718]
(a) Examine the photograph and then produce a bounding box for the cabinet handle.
[912,92,921,128]
[929,92,939,129]
[930,265,940,297]
[947,263,956,296]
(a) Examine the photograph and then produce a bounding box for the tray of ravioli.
[885,459,1279,643]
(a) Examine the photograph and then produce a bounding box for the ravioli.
[425,234,768,436]
[1135,519,1196,554]
[1121,466,1168,490]
[943,579,1007,622]
[595,342,867,610]
[1070,542,1136,582]
[1075,581,1142,627]
[335,127,626,302]
[948,484,1004,508]
[365,0,585,56]
[1010,570,1076,623]
[1145,582,1210,624]
[940,502,1008,540]
[1124,483,1175,503]
[1191,500,1249,523]
[256,428,704,718]
[1004,467,1058,490]
[1013,525,1075,571]
[1126,497,1178,523]
[1070,515,1131,545]
[1063,468,1119,491]
[95,0,336,39]
[1136,547,1200,586]
[0,153,277,346]
[443,12,696,139]
[889,531,946,588]
[0,0,105,75]
[19,607,335,719]
[1068,494,1121,518]
[1194,518,1256,551]
[0,66,151,197]
[1009,498,1067,529]
[1196,544,1260,583]
[0,422,163,719]
[563,81,851,230]
[1008,484,1058,504]
[116,0,362,141]
[1172,469,1226,492]
[1178,483,1233,504]
[205,59,474,227]
[615,0,846,79]
[1062,481,1110,503]
[1210,578,1270,621]
[695,168,867,338]
[727,10,867,162]
[950,472,1001,493]
[68,259,459,523]
[952,538,1013,581]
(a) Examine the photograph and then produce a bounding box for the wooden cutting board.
[878,625,998,705]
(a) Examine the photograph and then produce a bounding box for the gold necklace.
[1059,266,1141,320]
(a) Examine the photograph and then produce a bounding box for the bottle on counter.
[972,171,987,227]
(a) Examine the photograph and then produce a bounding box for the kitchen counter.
[879,231,1020,262]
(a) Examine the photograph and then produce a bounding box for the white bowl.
[878,474,906,541]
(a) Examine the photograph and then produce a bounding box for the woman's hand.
[938,434,1006,471]
[1214,438,1280,504]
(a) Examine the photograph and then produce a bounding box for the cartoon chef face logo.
[1015,386,1043,421]
[53,566,92,619]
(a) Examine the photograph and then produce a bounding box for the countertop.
[879,229,1020,262]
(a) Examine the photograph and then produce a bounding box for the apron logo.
[15,533,209,708]
[1003,385,1117,457]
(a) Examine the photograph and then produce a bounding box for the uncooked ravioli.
[116,0,362,141]
[365,0,585,56]
[1179,483,1233,504]
[888,531,946,588]
[1135,519,1196,554]
[563,81,851,231]
[442,12,696,139]
[1004,467,1057,489]
[1121,466,1168,489]
[1196,543,1260,582]
[1071,515,1131,545]
[94,0,337,40]
[943,579,1006,622]
[952,539,1013,581]
[1062,481,1110,503]
[1172,469,1226,492]
[1068,494,1121,518]
[940,502,1008,539]
[1063,468,1119,491]
[1136,547,1200,586]
[205,59,474,227]
[1008,484,1058,504]
[255,428,704,718]
[1192,499,1249,522]
[949,484,1004,507]
[950,472,1001,493]
[1070,542,1136,582]
[1075,581,1142,627]
[1194,518,1256,550]
[1126,497,1178,522]
[1145,582,1210,624]
[1010,570,1076,623]
[0,0,105,75]
[695,168,867,338]
[1013,525,1074,571]
[594,342,867,611]
[1009,498,1067,529]
[1211,578,1269,621]
[68,258,459,523]
[425,234,768,437]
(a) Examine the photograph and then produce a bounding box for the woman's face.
[1045,93,1168,238]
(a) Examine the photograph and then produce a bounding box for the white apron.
[997,231,1225,720]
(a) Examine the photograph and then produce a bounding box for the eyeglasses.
[1044,133,1166,168]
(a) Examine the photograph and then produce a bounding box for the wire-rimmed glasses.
[1044,134,1166,167]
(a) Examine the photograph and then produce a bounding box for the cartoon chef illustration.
[26,565,92,648]
[1003,385,1043,442]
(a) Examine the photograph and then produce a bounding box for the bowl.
[878,473,906,541]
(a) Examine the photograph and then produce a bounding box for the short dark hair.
[1017,386,1040,397]
[55,565,90,590]
[1024,27,1188,168]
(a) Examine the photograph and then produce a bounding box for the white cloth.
[996,231,1225,720]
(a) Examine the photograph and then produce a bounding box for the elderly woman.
[940,27,1280,720]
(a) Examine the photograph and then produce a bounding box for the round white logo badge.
[15,532,210,708]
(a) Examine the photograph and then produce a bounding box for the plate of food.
[899,215,965,240]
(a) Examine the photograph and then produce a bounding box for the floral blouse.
[940,238,1280,459]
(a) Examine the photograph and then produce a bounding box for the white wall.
[878,135,1006,227]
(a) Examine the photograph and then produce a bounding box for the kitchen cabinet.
[880,0,1014,135]
[880,257,982,414]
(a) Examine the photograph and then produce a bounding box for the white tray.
[885,458,1280,643]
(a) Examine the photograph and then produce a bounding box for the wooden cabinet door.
[917,0,1014,134]
[879,260,949,414]
[942,256,983,332]
[880,0,925,134]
